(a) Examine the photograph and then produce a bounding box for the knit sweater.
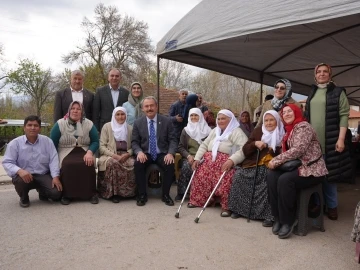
[194,128,247,165]
[50,118,99,166]
[98,122,133,171]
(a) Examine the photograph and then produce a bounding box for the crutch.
[194,171,227,223]
[175,159,204,218]
[247,148,261,222]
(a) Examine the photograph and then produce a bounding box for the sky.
[0,0,306,100]
[0,0,202,72]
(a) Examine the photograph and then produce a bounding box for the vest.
[305,82,352,183]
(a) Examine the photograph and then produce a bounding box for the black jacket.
[305,82,352,183]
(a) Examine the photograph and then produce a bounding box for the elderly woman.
[97,107,136,203]
[256,79,301,127]
[304,63,351,220]
[122,82,144,125]
[175,108,212,201]
[239,111,254,137]
[266,104,328,239]
[50,101,99,205]
[228,110,284,225]
[188,109,248,217]
[182,94,199,126]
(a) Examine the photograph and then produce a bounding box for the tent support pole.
[260,72,264,105]
[157,56,160,113]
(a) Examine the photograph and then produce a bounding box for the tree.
[0,43,7,91]
[62,3,153,83]
[191,70,272,118]
[6,59,54,117]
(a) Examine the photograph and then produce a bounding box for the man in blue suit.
[132,96,177,206]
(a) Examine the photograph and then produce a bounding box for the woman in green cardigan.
[50,101,99,205]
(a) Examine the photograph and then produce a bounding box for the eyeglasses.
[275,85,286,90]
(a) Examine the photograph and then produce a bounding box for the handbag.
[277,155,323,172]
[278,159,302,171]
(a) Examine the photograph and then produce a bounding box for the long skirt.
[97,151,136,199]
[228,165,272,220]
[61,147,96,199]
[189,152,235,210]
[177,159,193,195]
[351,201,360,242]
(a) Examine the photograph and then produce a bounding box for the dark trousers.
[12,174,62,201]
[266,169,324,225]
[134,153,175,196]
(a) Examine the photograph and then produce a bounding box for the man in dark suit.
[132,96,177,206]
[93,68,129,131]
[53,70,94,123]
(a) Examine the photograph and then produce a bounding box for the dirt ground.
[0,181,360,270]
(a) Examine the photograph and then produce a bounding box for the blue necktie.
[149,120,157,161]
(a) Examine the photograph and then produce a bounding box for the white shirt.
[70,87,83,104]
[109,84,119,108]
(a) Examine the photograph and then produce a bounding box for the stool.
[294,183,325,236]
[145,164,164,196]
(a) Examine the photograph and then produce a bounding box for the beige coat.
[98,122,133,171]
[194,128,247,166]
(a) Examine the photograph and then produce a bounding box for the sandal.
[220,209,232,217]
[187,203,197,208]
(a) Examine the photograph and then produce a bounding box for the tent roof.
[156,0,360,105]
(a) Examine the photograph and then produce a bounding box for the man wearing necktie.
[132,96,177,206]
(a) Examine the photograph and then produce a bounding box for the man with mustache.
[131,96,177,206]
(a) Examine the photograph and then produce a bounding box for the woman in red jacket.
[267,104,328,239]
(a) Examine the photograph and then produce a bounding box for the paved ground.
[0,158,360,269]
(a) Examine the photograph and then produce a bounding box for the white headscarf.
[184,108,212,144]
[212,109,240,161]
[111,107,128,141]
[261,110,285,150]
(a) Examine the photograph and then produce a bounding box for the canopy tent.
[156,0,360,105]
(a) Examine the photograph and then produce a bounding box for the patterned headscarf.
[314,63,333,88]
[111,107,128,142]
[212,109,240,161]
[271,78,292,111]
[63,101,85,137]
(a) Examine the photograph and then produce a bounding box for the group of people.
[2,63,352,240]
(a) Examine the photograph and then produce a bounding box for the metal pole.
[157,56,160,113]
[260,72,264,105]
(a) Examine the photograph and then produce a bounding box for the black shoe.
[262,219,274,227]
[60,197,71,205]
[136,194,148,206]
[231,213,241,219]
[38,194,48,202]
[19,197,30,208]
[90,195,99,204]
[111,196,120,203]
[278,220,298,239]
[187,203,197,208]
[272,219,281,235]
[162,194,174,206]
[175,194,184,202]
